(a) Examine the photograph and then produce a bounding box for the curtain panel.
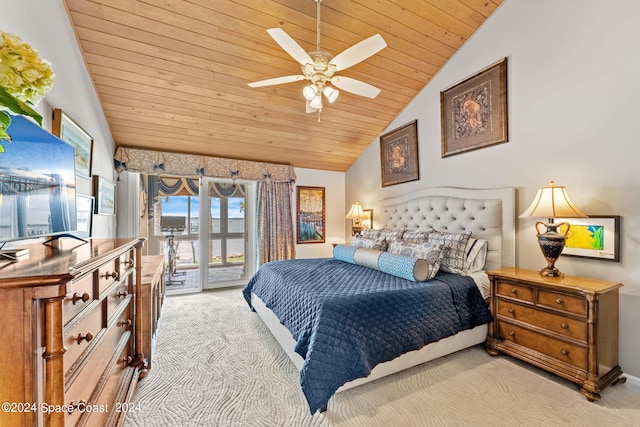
[257,181,296,264]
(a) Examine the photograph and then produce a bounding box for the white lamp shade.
[303,85,318,101]
[323,86,339,103]
[310,94,323,110]
[345,202,367,219]
[519,181,587,219]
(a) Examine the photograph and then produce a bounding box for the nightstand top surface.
[488,267,623,293]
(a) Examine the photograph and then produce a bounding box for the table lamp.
[345,202,368,235]
[519,181,587,277]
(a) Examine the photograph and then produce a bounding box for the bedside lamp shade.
[346,202,368,235]
[520,181,587,277]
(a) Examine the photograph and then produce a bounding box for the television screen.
[0,115,77,243]
[160,216,186,232]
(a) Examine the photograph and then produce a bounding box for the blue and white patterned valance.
[114,147,296,183]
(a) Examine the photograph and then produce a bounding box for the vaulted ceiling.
[63,0,502,172]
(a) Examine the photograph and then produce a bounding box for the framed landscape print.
[557,215,620,261]
[380,120,419,187]
[440,58,508,157]
[76,194,94,237]
[52,109,94,179]
[93,175,116,215]
[296,186,325,244]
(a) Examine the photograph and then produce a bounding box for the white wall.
[347,0,640,378]
[1,0,117,238]
[294,167,346,259]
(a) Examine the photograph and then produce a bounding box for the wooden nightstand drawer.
[496,300,587,341]
[497,321,587,370]
[538,289,586,316]
[496,281,534,303]
[98,260,121,295]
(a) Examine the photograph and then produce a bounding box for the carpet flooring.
[124,288,640,427]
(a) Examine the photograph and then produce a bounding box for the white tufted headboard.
[382,187,516,272]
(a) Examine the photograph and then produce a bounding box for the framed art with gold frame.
[380,120,419,187]
[296,186,325,244]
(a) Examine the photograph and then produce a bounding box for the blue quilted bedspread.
[242,258,491,413]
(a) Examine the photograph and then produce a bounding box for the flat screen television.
[0,115,78,244]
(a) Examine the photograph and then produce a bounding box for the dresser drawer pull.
[508,330,516,337]
[119,319,133,329]
[118,290,129,298]
[561,322,569,329]
[508,307,515,314]
[101,271,119,280]
[122,259,134,268]
[556,298,564,305]
[71,292,90,305]
[120,355,133,365]
[76,332,94,344]
[561,348,569,356]
[510,288,518,295]
[68,400,87,414]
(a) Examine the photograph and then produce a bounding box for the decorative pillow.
[360,228,382,239]
[387,239,442,262]
[400,229,431,244]
[378,229,404,243]
[333,244,358,264]
[427,231,472,274]
[351,236,387,251]
[353,248,384,270]
[464,238,488,273]
[377,252,440,282]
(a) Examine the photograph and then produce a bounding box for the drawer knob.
[68,400,87,414]
[122,259,134,267]
[118,290,129,298]
[561,322,569,329]
[510,288,518,295]
[508,330,516,337]
[561,348,569,356]
[71,292,90,305]
[556,298,564,305]
[76,332,94,344]
[120,355,133,365]
[101,271,119,280]
[119,318,133,329]
[508,307,515,314]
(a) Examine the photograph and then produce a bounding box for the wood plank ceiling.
[63,0,502,172]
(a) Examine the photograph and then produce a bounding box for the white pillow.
[463,238,488,273]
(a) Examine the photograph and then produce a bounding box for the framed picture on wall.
[380,120,419,187]
[362,209,373,229]
[440,58,508,157]
[93,175,116,215]
[296,186,325,244]
[52,109,94,179]
[557,215,620,261]
[76,194,94,237]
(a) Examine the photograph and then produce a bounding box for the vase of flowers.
[0,30,55,150]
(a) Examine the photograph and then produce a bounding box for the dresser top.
[488,267,623,294]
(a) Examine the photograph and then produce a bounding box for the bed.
[242,187,515,413]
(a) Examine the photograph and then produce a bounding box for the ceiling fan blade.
[266,28,313,65]
[330,76,381,98]
[248,75,305,88]
[331,34,387,71]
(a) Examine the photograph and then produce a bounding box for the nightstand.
[485,267,625,401]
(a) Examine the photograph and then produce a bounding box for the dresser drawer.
[98,260,121,295]
[63,273,95,326]
[537,289,586,316]
[496,300,587,341]
[497,321,587,370]
[107,282,131,322]
[496,281,535,303]
[64,302,104,376]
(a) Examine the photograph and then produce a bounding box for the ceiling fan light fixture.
[310,94,323,110]
[323,86,339,103]
[303,84,318,101]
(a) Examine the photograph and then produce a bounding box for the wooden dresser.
[140,255,165,371]
[486,267,624,401]
[0,238,146,427]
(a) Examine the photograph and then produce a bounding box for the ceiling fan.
[248,0,387,115]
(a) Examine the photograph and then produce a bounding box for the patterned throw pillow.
[333,244,358,264]
[351,236,387,251]
[360,228,382,239]
[378,250,442,281]
[401,229,431,244]
[427,231,472,274]
[388,239,443,264]
[378,229,404,243]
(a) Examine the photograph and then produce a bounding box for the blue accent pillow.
[378,252,440,282]
[333,244,358,264]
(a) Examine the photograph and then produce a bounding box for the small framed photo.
[52,109,94,179]
[558,215,620,261]
[76,194,94,237]
[296,186,325,244]
[440,58,508,157]
[362,209,373,229]
[93,175,116,215]
[380,120,419,187]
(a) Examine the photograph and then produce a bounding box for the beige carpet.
[124,288,640,427]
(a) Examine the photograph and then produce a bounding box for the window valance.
[114,147,296,183]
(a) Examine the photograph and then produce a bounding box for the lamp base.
[539,266,564,278]
[535,220,570,279]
